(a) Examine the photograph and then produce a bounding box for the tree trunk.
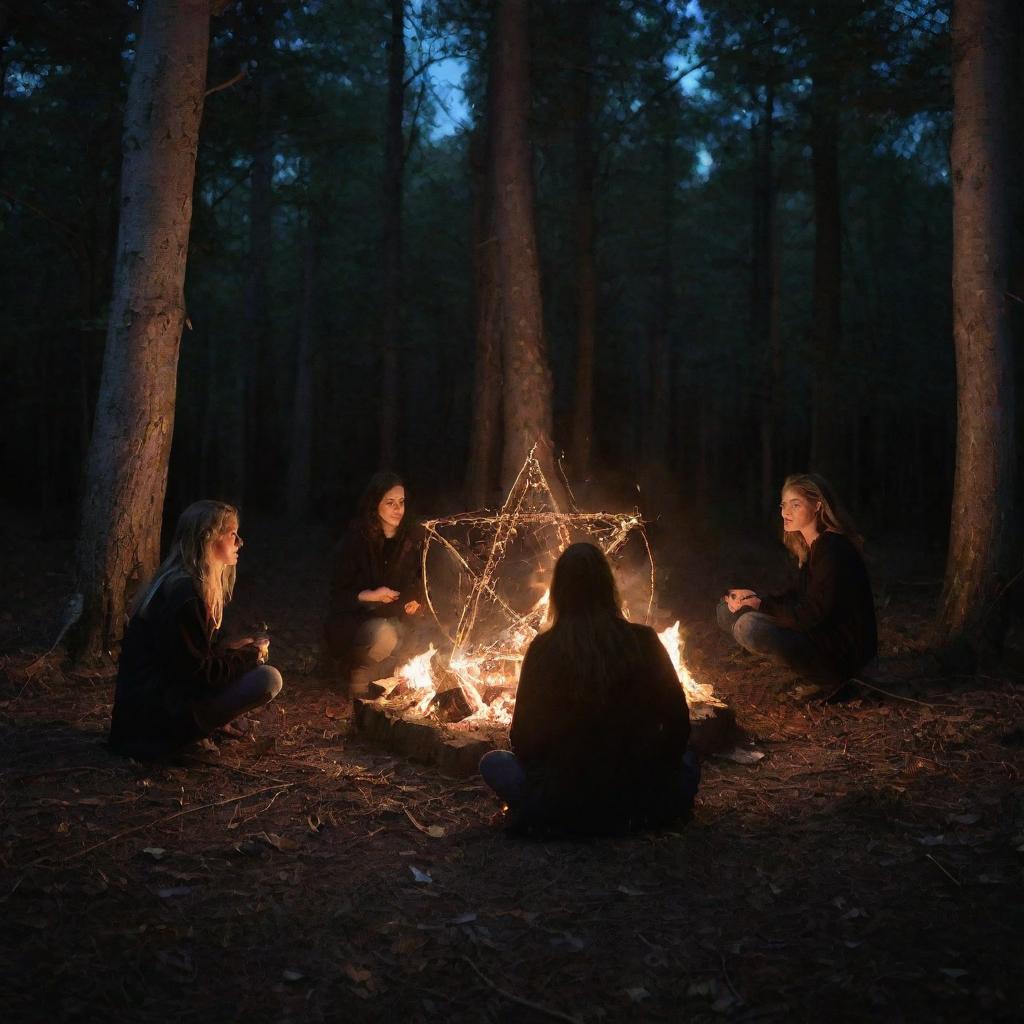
[753,81,780,516]
[71,0,211,661]
[808,71,843,481]
[938,0,1016,654]
[378,0,405,468]
[464,123,503,509]
[569,1,596,481]
[490,0,563,500]
[647,125,673,464]
[286,217,317,522]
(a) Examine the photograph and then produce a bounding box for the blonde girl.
[110,500,282,758]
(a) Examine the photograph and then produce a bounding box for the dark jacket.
[759,531,877,678]
[109,573,259,752]
[323,522,425,660]
[509,620,691,833]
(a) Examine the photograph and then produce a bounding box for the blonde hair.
[781,473,863,567]
[132,500,239,629]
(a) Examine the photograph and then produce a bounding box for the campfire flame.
[382,449,719,727]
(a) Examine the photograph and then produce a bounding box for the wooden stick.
[460,956,582,1024]
[205,69,246,97]
[925,853,962,887]
[30,783,294,867]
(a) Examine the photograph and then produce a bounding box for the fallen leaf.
[282,969,305,982]
[142,847,166,860]
[409,866,432,884]
[426,825,445,838]
[939,968,968,979]
[343,963,373,984]
[446,912,477,926]
[625,987,650,1003]
[948,813,981,826]
[917,835,946,846]
[617,885,645,896]
[324,706,345,720]
[258,832,297,852]
[156,886,192,898]
[719,747,764,765]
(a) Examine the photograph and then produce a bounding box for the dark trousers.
[479,749,701,823]
[115,665,283,760]
[716,600,843,687]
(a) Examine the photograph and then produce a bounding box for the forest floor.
[1,509,1022,1024]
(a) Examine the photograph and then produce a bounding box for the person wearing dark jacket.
[323,471,425,697]
[110,500,283,760]
[479,543,700,835]
[718,473,877,696]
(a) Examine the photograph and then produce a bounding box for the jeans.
[349,618,402,698]
[479,749,701,819]
[192,664,284,732]
[716,600,841,687]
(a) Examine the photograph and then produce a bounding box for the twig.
[205,68,246,97]
[12,765,116,781]
[925,853,962,887]
[29,783,293,867]
[853,679,945,708]
[720,950,743,1005]
[460,956,582,1024]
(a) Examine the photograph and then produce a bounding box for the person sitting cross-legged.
[718,473,877,700]
[480,542,700,836]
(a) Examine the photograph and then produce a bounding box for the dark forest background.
[0,1,990,548]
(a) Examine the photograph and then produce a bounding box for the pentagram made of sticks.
[420,448,654,662]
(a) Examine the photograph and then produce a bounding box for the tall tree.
[490,0,561,495]
[71,0,213,660]
[808,67,843,479]
[464,120,503,509]
[569,0,596,480]
[938,0,1016,655]
[378,0,406,468]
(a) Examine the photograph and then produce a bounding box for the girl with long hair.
[323,471,425,698]
[109,500,283,759]
[718,473,877,697]
[480,543,699,834]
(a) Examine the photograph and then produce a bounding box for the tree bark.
[752,81,780,515]
[72,0,211,661]
[808,70,843,481]
[378,0,405,468]
[647,122,674,465]
[286,216,317,522]
[938,0,1016,653]
[464,122,503,509]
[490,0,563,500]
[569,1,596,481]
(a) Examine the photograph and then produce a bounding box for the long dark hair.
[358,470,409,547]
[543,543,640,699]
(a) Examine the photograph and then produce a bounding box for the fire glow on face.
[385,449,718,726]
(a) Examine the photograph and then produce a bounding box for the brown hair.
[541,542,640,700]
[780,473,863,566]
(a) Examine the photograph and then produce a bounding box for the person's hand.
[253,638,270,664]
[725,590,760,613]
[404,599,421,616]
[361,587,400,603]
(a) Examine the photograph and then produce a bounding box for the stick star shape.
[421,448,652,661]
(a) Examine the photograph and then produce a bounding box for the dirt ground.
[1,510,1022,1023]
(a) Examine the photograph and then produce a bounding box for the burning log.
[427,661,475,723]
